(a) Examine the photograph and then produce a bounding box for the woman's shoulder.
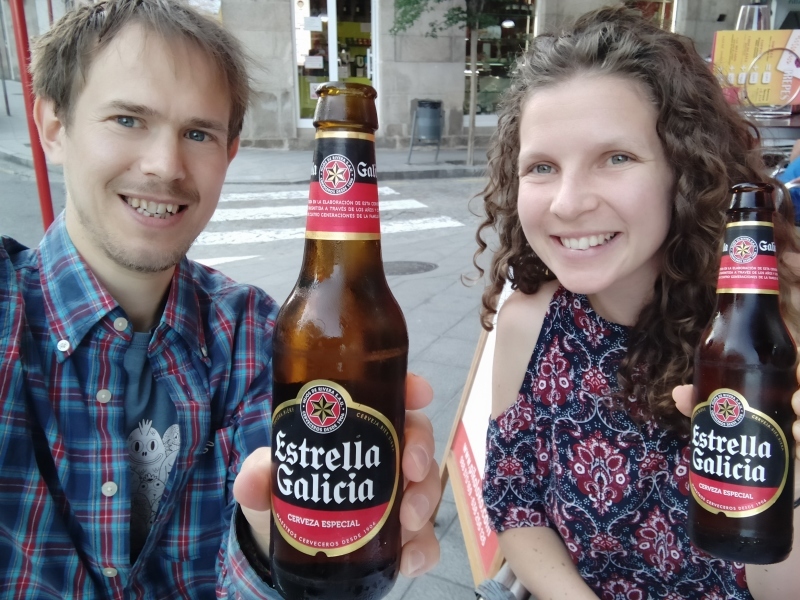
[491,280,561,418]
[496,280,561,338]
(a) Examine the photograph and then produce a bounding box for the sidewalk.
[0,79,488,184]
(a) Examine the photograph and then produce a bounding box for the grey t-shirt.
[124,332,179,560]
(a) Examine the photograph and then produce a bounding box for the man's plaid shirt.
[0,215,282,599]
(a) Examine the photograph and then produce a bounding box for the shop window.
[625,1,673,29]
[464,1,535,116]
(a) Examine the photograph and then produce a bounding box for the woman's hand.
[673,369,800,460]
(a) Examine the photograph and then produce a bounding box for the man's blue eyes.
[187,130,207,142]
[115,117,209,142]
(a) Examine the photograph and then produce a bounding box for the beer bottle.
[688,182,797,564]
[270,82,408,599]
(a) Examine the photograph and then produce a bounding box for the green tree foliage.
[390,0,490,36]
[390,0,493,165]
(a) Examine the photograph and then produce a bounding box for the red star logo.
[713,396,740,423]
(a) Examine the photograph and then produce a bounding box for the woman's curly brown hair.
[473,5,800,432]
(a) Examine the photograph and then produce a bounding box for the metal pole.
[8,0,54,230]
[1,0,15,80]
[0,2,9,116]
[0,62,9,118]
[47,0,53,25]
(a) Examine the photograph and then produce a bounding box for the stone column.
[222,0,297,148]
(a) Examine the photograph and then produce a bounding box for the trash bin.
[408,99,443,163]
[415,100,442,140]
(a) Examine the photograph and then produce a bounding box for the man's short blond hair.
[31,0,250,146]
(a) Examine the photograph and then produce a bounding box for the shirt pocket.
[157,425,235,562]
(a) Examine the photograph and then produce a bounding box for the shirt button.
[113,317,129,331]
[101,481,118,497]
[102,567,118,578]
[96,389,112,404]
[56,339,70,352]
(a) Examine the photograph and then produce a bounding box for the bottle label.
[716,221,778,294]
[306,132,380,240]
[689,388,789,517]
[271,380,399,556]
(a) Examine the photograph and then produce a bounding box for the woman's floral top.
[482,287,752,599]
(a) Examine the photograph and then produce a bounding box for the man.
[0,1,441,597]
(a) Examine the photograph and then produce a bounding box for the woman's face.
[516,74,674,315]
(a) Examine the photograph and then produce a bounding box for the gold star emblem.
[325,162,347,187]
[311,395,336,423]
[716,398,738,420]
[732,239,753,260]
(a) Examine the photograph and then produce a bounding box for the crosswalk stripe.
[211,199,426,223]
[220,186,400,203]
[195,255,259,267]
[382,216,464,234]
[195,216,463,246]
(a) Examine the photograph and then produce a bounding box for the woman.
[477,6,800,599]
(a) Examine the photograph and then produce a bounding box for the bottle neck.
[300,238,384,281]
[715,213,779,302]
[301,128,384,277]
[305,130,381,242]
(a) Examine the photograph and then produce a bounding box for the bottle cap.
[729,182,775,210]
[313,82,378,131]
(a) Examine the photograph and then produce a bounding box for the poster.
[443,329,503,586]
[712,30,800,107]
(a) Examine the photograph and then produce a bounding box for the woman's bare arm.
[490,282,596,598]
[498,527,598,600]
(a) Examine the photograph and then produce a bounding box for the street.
[1,162,491,598]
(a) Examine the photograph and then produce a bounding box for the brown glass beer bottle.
[688,182,797,564]
[269,82,407,599]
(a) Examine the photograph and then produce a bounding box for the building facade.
[0,0,755,150]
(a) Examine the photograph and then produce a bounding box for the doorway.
[293,0,375,124]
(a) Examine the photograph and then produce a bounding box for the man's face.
[50,24,237,273]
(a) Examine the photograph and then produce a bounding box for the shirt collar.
[156,257,209,364]
[38,214,207,363]
[38,214,119,360]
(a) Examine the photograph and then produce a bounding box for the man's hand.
[233,373,441,578]
[672,367,800,460]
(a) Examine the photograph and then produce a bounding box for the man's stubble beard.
[74,199,195,274]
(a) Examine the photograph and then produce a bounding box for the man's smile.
[122,195,187,219]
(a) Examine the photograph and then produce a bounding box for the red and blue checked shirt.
[0,214,283,599]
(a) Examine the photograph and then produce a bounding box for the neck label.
[717,222,778,294]
[306,132,380,240]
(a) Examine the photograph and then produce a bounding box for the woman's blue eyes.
[529,155,629,174]
[116,116,137,127]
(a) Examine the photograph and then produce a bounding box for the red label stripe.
[272,495,388,550]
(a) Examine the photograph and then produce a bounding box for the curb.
[0,148,34,170]
[0,148,487,184]
[0,148,63,177]
[224,165,487,185]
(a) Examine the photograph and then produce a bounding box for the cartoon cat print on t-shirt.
[128,420,180,532]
